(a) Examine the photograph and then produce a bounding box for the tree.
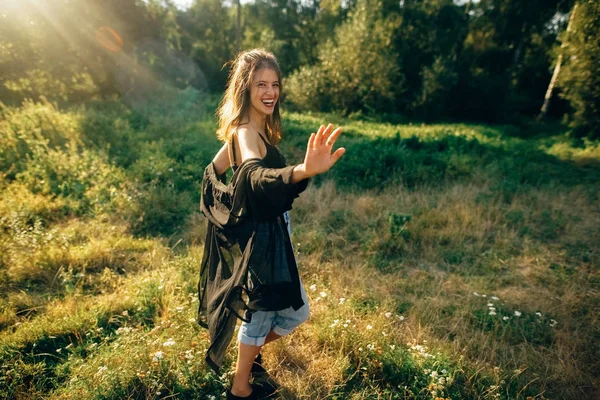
[285,0,400,114]
[558,0,600,138]
[538,2,578,121]
[0,0,163,103]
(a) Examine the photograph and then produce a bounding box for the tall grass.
[0,98,598,399]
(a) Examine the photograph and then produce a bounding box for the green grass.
[0,97,598,399]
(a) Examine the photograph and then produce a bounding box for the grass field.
[0,95,598,399]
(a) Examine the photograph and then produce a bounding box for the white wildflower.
[503,316,510,321]
[473,292,480,297]
[430,371,438,378]
[366,324,373,330]
[491,296,499,300]
[514,311,522,317]
[163,338,176,347]
[319,291,327,298]
[398,315,405,321]
[390,345,396,350]
[153,351,164,361]
[339,297,346,304]
[550,319,557,327]
[489,311,496,316]
[535,312,542,317]
[309,284,317,291]
[384,312,392,318]
[487,303,494,307]
[122,310,129,316]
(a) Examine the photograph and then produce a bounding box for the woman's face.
[248,68,280,117]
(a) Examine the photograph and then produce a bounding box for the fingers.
[307,132,315,153]
[325,127,343,147]
[331,147,346,164]
[315,123,333,148]
[315,123,343,149]
[314,125,324,149]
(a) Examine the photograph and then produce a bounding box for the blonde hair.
[216,49,283,145]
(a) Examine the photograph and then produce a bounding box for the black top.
[197,132,309,372]
[231,131,287,170]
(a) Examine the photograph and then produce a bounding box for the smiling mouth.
[262,99,275,107]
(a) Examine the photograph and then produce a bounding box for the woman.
[198,48,345,400]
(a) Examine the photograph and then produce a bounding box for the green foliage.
[1,0,596,133]
[416,57,459,120]
[327,133,485,190]
[388,213,412,239]
[0,100,127,217]
[558,1,600,139]
[0,0,163,103]
[286,0,400,114]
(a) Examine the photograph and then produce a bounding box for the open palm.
[302,123,346,177]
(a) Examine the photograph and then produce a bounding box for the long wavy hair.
[216,49,283,146]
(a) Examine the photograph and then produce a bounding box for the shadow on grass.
[73,101,600,239]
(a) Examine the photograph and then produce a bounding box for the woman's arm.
[235,123,344,188]
[211,143,230,176]
[236,127,264,162]
[212,128,263,176]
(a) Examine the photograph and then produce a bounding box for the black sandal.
[226,388,258,400]
[251,353,268,378]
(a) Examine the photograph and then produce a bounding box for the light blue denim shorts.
[237,278,310,347]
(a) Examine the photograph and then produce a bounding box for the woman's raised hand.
[301,123,346,178]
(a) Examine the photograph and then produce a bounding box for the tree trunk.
[538,2,578,121]
[510,22,528,77]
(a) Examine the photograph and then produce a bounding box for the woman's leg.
[231,342,262,397]
[264,330,281,345]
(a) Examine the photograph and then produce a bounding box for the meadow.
[0,94,598,399]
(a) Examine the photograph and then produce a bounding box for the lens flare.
[96,26,123,52]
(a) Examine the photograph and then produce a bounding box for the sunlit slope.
[1,99,598,399]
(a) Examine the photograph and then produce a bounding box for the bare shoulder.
[235,125,265,161]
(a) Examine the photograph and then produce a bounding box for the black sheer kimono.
[197,141,309,372]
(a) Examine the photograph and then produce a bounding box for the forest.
[1,0,599,137]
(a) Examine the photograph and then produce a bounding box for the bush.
[285,0,400,114]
